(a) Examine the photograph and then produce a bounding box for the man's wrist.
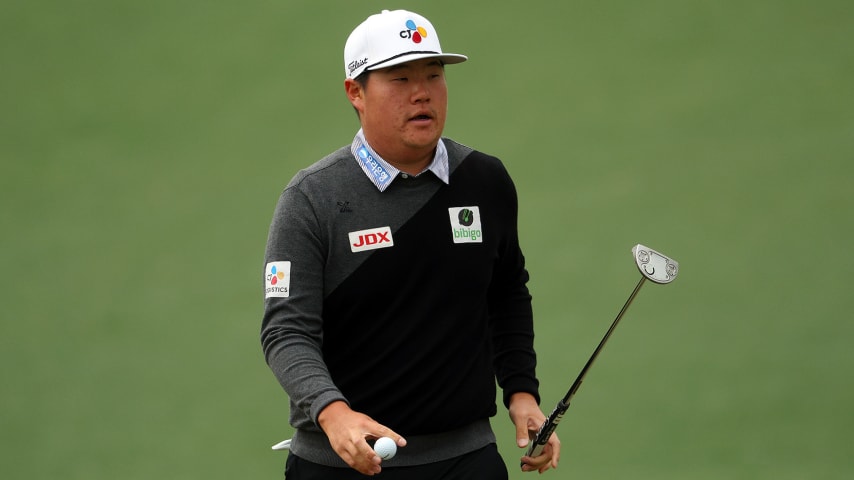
[317,400,350,431]
[509,391,539,406]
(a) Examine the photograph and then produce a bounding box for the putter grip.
[523,400,569,461]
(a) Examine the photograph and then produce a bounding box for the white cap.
[344,10,468,79]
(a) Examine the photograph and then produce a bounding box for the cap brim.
[366,52,468,72]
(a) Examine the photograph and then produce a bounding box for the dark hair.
[354,70,370,89]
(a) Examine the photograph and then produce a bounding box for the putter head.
[271,439,292,451]
[632,244,679,284]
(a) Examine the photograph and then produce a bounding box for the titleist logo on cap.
[348,58,368,76]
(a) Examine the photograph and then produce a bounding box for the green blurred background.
[2,0,852,478]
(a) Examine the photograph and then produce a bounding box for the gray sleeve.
[260,184,347,429]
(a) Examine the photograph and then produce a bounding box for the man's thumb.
[516,424,530,448]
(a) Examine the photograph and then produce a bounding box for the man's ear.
[344,78,364,112]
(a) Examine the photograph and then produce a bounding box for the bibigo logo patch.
[265,261,291,298]
[448,206,483,243]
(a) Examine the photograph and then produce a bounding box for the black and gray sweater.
[261,138,539,467]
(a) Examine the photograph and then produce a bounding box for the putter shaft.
[525,275,646,459]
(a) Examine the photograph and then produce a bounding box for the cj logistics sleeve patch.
[265,261,291,298]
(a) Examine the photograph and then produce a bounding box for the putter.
[523,244,679,463]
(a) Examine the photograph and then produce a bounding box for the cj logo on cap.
[448,207,483,243]
[400,19,428,43]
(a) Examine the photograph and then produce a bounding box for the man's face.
[347,58,448,165]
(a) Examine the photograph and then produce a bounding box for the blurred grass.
[2,0,852,478]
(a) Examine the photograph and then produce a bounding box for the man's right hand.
[317,401,407,476]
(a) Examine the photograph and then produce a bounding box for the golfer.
[261,9,560,479]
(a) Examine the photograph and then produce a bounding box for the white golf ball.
[374,436,397,460]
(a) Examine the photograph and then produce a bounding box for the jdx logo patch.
[265,261,291,298]
[349,226,394,253]
[448,206,483,243]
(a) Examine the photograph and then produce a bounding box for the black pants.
[284,444,508,480]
